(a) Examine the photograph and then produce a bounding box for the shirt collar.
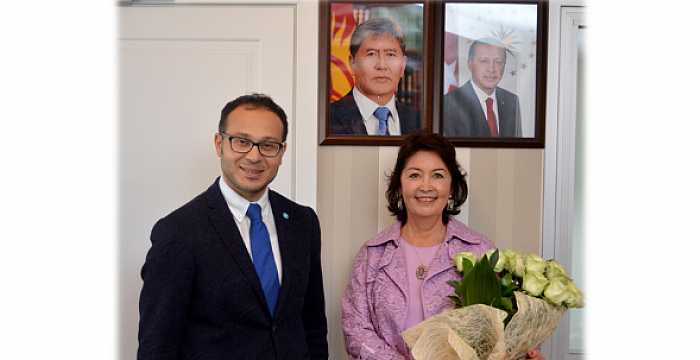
[366,218,483,247]
[218,176,271,222]
[353,87,399,122]
[470,80,498,103]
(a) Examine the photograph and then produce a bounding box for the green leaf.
[461,258,474,275]
[447,280,460,289]
[500,272,517,297]
[499,296,514,312]
[489,249,500,269]
[448,295,462,307]
[448,277,467,308]
[500,272,513,287]
[460,255,501,308]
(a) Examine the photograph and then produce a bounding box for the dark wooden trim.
[318,0,548,148]
[317,0,330,144]
[423,1,436,136]
[431,0,444,134]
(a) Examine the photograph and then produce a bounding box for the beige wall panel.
[318,146,380,360]
[468,149,543,254]
[469,150,498,237]
[456,148,471,224]
[377,147,399,231]
[495,151,517,246]
[512,149,544,254]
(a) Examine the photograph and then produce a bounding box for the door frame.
[541,2,586,359]
[118,3,320,360]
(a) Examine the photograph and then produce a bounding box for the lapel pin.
[282,212,289,220]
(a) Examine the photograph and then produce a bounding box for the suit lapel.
[269,191,294,318]
[397,101,421,134]
[496,88,513,136]
[205,180,268,314]
[345,94,369,135]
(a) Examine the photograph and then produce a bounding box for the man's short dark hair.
[349,17,406,58]
[219,93,288,142]
[467,38,508,64]
[386,132,468,225]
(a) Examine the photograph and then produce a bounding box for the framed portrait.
[318,0,431,145]
[436,0,548,147]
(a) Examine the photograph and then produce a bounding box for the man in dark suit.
[443,39,522,137]
[138,94,328,359]
[330,17,420,136]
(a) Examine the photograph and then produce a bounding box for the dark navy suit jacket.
[443,80,522,137]
[330,91,421,135]
[138,179,328,360]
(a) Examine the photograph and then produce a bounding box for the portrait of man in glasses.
[138,94,328,359]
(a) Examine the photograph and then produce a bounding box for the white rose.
[525,254,547,275]
[564,281,584,308]
[508,253,526,278]
[453,252,476,272]
[545,260,570,281]
[543,278,569,306]
[486,249,507,272]
[522,271,549,297]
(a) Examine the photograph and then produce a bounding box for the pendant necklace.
[403,224,445,281]
[408,242,432,281]
[415,261,428,281]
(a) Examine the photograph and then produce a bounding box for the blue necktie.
[374,106,390,135]
[247,203,280,315]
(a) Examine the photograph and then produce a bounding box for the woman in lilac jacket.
[341,133,543,360]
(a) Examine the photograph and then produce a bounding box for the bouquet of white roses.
[402,249,583,360]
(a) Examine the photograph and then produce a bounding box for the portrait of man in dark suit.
[330,17,421,136]
[443,38,522,138]
[137,94,328,359]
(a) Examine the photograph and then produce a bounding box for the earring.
[398,197,404,210]
[447,196,455,211]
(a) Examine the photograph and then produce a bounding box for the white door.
[119,4,295,358]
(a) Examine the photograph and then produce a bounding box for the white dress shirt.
[470,80,500,131]
[218,177,283,282]
[353,87,402,135]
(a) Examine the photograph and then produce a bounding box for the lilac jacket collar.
[341,219,494,359]
[364,219,487,303]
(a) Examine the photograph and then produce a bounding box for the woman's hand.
[525,348,545,360]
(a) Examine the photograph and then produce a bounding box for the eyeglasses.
[219,132,284,158]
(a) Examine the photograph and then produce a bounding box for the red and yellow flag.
[329,4,356,102]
